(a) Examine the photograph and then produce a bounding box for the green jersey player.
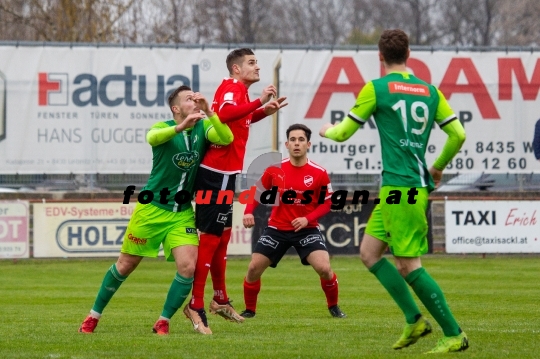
[320,29,468,353]
[79,86,233,336]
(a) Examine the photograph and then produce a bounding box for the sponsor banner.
[33,202,136,257]
[33,201,251,258]
[0,46,278,173]
[227,202,252,255]
[281,50,540,173]
[0,201,29,258]
[445,200,540,253]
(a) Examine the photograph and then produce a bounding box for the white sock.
[158,316,170,322]
[90,310,102,319]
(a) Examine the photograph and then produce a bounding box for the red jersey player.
[184,48,287,333]
[240,124,347,319]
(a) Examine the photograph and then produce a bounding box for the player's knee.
[116,259,138,276]
[394,261,413,278]
[318,266,333,280]
[176,260,196,277]
[396,265,409,278]
[247,261,264,280]
[360,250,375,268]
[185,263,197,277]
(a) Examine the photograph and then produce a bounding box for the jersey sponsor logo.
[216,206,233,224]
[399,138,424,148]
[172,151,200,170]
[258,235,278,249]
[185,227,197,234]
[38,65,199,107]
[127,233,147,245]
[224,92,234,101]
[39,73,68,106]
[388,82,430,96]
[304,175,313,187]
[300,234,324,247]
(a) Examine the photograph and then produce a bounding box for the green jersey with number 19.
[347,72,456,191]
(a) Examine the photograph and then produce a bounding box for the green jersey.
[347,72,456,191]
[143,119,211,212]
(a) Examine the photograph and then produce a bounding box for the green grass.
[0,255,539,358]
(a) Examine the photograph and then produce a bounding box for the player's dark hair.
[286,123,312,141]
[168,85,192,112]
[226,48,255,74]
[378,29,409,65]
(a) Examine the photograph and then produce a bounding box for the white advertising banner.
[33,202,136,257]
[280,50,540,174]
[227,202,252,255]
[0,201,29,259]
[445,200,539,253]
[0,46,278,173]
[33,201,251,258]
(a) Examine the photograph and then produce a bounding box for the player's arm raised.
[218,84,277,124]
[146,114,204,147]
[320,83,376,142]
[193,93,234,145]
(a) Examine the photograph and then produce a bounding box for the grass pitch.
[0,255,539,358]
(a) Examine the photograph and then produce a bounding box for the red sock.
[243,277,261,312]
[190,233,220,309]
[320,273,339,308]
[211,228,231,303]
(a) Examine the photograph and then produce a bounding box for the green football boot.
[392,316,433,350]
[426,332,469,353]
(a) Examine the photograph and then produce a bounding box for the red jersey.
[201,78,258,174]
[246,158,333,231]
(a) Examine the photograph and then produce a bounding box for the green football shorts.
[365,186,429,257]
[121,202,199,261]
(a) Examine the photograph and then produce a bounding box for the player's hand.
[176,113,205,132]
[263,97,288,115]
[193,93,215,117]
[291,217,308,232]
[319,123,334,137]
[259,85,277,104]
[429,166,443,188]
[243,214,255,228]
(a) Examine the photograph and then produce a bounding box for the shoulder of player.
[406,74,438,90]
[220,78,245,92]
[306,159,328,173]
[150,120,174,129]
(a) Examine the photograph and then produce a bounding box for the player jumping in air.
[185,48,287,333]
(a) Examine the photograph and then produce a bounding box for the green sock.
[406,267,461,336]
[92,264,128,314]
[161,273,194,319]
[369,258,421,324]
